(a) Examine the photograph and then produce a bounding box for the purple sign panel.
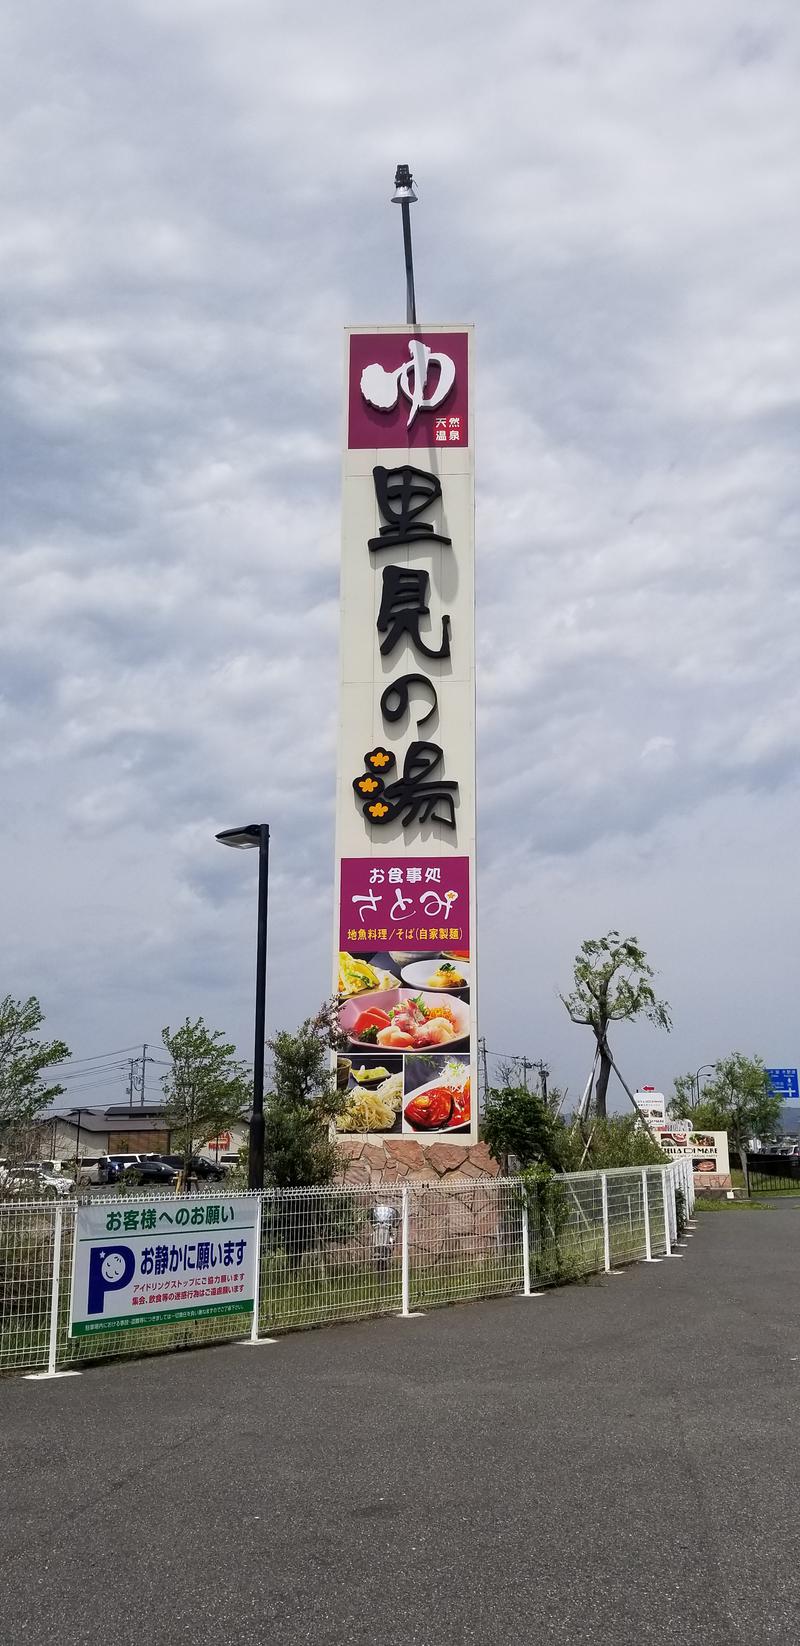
[348,331,469,450]
[339,856,470,952]
[337,854,472,1136]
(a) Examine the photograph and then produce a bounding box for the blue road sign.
[766,1067,800,1105]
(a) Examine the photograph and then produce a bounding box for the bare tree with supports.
[560,932,671,1118]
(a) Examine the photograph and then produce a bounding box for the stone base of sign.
[693,1172,732,1193]
[336,1138,499,1184]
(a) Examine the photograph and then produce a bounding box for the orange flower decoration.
[357,776,379,794]
[364,745,395,773]
[368,802,389,819]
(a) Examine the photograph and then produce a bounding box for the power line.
[56,1062,132,1081]
[56,1045,144,1067]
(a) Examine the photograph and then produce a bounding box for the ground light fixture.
[215,823,270,1190]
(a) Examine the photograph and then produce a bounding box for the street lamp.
[216,823,270,1190]
[694,1063,715,1107]
[391,163,418,325]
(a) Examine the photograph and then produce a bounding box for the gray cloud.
[1,0,798,1106]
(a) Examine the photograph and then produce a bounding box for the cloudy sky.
[2,1,798,1112]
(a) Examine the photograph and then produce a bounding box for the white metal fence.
[0,1161,693,1378]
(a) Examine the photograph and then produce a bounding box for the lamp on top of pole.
[391,163,419,325]
[215,823,270,1191]
[693,1063,715,1108]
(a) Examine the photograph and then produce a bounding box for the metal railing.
[746,1153,800,1194]
[0,1160,693,1378]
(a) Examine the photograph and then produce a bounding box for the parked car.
[160,1154,227,1182]
[98,1154,143,1183]
[77,1155,109,1185]
[39,1169,76,1198]
[0,1165,74,1199]
[121,1158,179,1186]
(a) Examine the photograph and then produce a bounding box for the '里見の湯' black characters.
[377,567,450,661]
[352,741,458,830]
[368,465,452,552]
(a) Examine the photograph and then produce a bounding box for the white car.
[39,1169,75,1198]
[0,1166,75,1198]
[76,1155,109,1185]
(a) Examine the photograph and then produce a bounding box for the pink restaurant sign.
[340,856,470,954]
[347,331,470,450]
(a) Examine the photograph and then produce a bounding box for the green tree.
[0,996,70,1135]
[559,1114,668,1172]
[669,1072,697,1116]
[264,1004,343,1189]
[683,1053,781,1194]
[560,932,671,1117]
[161,1018,251,1175]
[482,1084,566,1172]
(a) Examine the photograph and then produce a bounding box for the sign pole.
[391,163,418,324]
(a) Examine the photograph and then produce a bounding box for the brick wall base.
[336,1138,499,1184]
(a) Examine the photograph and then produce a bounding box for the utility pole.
[520,1057,531,1092]
[536,1060,549,1105]
[478,1037,489,1112]
[127,1058,136,1108]
[139,1043,152,1106]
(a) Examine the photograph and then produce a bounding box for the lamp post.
[694,1063,715,1107]
[391,163,418,325]
[216,823,270,1190]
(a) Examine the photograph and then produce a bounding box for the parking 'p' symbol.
[87,1246,135,1314]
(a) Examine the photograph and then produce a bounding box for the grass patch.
[695,1195,770,1212]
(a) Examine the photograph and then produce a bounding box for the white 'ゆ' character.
[361,341,456,429]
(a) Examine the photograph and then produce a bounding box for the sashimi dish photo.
[339,987,469,1052]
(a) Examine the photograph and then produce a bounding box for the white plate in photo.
[400,958,470,991]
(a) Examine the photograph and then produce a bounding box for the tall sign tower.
[333,173,476,1157]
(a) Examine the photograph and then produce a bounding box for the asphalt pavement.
[2,1199,800,1645]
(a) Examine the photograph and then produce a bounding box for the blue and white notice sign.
[69,1196,258,1337]
[766,1068,800,1105]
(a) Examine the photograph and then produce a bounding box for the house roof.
[55,1106,171,1135]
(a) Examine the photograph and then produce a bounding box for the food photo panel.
[335,1052,404,1135]
[337,983,470,1054]
[401,1054,471,1134]
[337,857,473,1139]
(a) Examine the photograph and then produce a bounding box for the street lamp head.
[215,824,269,849]
[392,163,418,205]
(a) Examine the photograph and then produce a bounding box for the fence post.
[601,1172,611,1272]
[662,1167,673,1256]
[641,1168,657,1262]
[24,1204,80,1381]
[401,1185,411,1315]
[671,1167,683,1245]
[399,1185,423,1318]
[521,1193,531,1295]
[678,1159,689,1228]
[241,1196,275,1346]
